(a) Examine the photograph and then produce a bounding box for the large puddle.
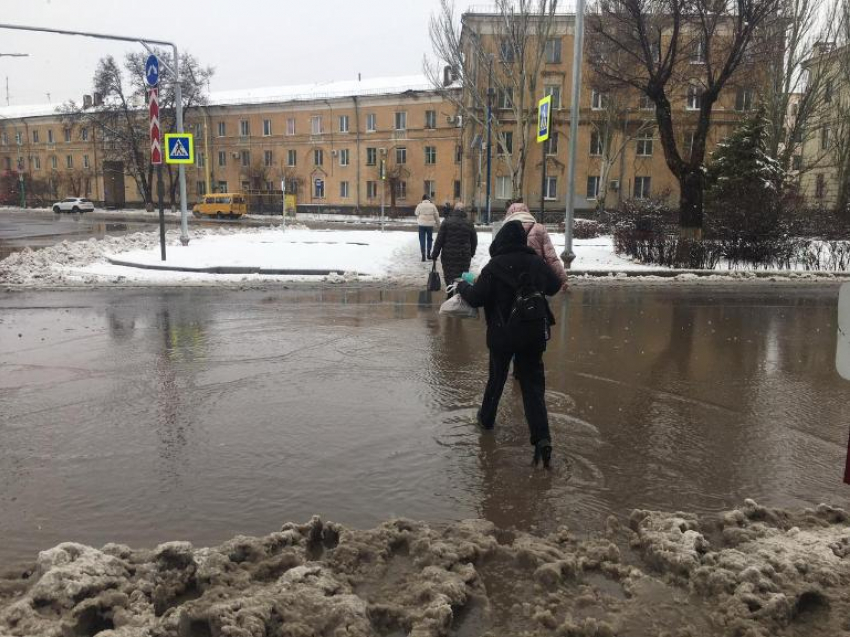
[1,285,848,567]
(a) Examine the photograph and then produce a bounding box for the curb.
[106,258,360,277]
[568,268,850,279]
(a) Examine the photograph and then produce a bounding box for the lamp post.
[0,24,191,245]
[485,56,494,225]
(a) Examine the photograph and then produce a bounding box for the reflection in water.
[0,286,848,565]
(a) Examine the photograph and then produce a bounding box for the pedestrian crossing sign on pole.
[164,133,195,164]
[536,95,552,143]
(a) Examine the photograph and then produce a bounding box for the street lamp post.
[0,24,191,245]
[485,57,494,225]
[562,0,586,268]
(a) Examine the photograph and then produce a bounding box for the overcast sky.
[0,0,447,106]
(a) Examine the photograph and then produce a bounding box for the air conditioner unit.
[331,150,338,157]
[454,115,463,128]
[446,115,455,124]
[609,179,620,191]
[231,152,240,159]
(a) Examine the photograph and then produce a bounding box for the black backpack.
[490,263,554,352]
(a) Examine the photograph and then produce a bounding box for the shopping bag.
[428,262,442,291]
[439,294,479,319]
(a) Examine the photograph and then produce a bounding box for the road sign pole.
[563,0,586,269]
[157,164,166,261]
[172,45,190,246]
[281,179,286,232]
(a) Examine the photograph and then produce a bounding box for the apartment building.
[458,11,768,217]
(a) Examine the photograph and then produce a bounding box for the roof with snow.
[0,75,450,120]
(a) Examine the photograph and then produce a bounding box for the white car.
[52,197,95,214]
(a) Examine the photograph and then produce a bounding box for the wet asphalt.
[1,284,848,567]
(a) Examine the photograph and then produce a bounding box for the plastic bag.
[439,294,479,319]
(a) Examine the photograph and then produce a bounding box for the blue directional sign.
[164,133,194,164]
[145,55,160,87]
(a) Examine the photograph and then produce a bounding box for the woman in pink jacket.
[503,200,568,291]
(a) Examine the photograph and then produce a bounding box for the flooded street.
[1,285,848,568]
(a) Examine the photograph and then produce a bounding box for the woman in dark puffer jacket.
[431,203,477,295]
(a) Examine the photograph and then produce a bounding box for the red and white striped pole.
[149,86,165,260]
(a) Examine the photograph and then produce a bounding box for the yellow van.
[192,193,248,219]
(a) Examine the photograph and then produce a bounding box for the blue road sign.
[164,133,194,164]
[145,55,159,87]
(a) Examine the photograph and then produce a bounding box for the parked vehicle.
[192,193,247,219]
[52,197,95,214]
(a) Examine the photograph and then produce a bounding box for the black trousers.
[479,348,550,446]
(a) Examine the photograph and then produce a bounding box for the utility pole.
[485,56,494,225]
[0,25,190,245]
[562,0,585,268]
[380,148,387,232]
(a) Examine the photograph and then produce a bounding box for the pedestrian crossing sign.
[164,134,195,164]
[536,95,552,143]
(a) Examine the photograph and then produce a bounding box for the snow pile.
[1,502,848,637]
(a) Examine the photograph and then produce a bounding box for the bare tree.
[58,50,212,209]
[832,0,850,211]
[425,0,559,199]
[588,0,783,234]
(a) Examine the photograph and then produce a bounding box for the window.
[286,118,296,136]
[634,176,651,198]
[425,110,437,129]
[496,176,513,200]
[218,122,226,137]
[636,129,654,156]
[4,157,10,170]
[544,176,557,200]
[314,178,325,198]
[217,180,228,193]
[545,38,562,64]
[394,180,407,199]
[587,175,600,200]
[218,151,227,167]
[735,88,753,112]
[687,85,703,110]
[498,87,514,110]
[66,155,73,168]
[241,150,251,167]
[1,131,6,145]
[340,181,349,198]
[396,146,407,164]
[815,173,826,198]
[500,39,515,63]
[265,181,274,192]
[81,127,89,141]
[83,155,90,169]
[240,120,250,136]
[32,130,39,143]
[241,181,250,192]
[825,79,834,103]
[198,152,206,167]
[544,132,558,155]
[453,180,461,200]
[455,144,462,163]
[590,130,603,156]
[264,150,273,167]
[424,179,436,200]
[287,149,297,166]
[685,131,695,156]
[639,94,654,110]
[394,111,407,131]
[792,154,802,171]
[366,113,377,132]
[51,156,57,170]
[314,149,323,165]
[425,146,436,164]
[47,130,54,144]
[339,115,349,133]
[311,116,323,135]
[197,181,206,196]
[691,37,706,64]
[821,126,830,150]
[545,85,561,109]
[366,147,377,166]
[33,156,41,170]
[591,90,608,110]
[500,131,513,155]
[64,129,71,143]
[366,180,378,198]
[339,148,350,166]
[263,119,272,136]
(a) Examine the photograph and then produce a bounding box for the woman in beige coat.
[503,200,568,291]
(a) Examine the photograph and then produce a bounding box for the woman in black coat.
[431,204,477,293]
[455,220,561,467]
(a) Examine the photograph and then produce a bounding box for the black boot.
[533,439,552,469]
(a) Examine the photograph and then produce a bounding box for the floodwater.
[0,212,161,260]
[1,285,848,567]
